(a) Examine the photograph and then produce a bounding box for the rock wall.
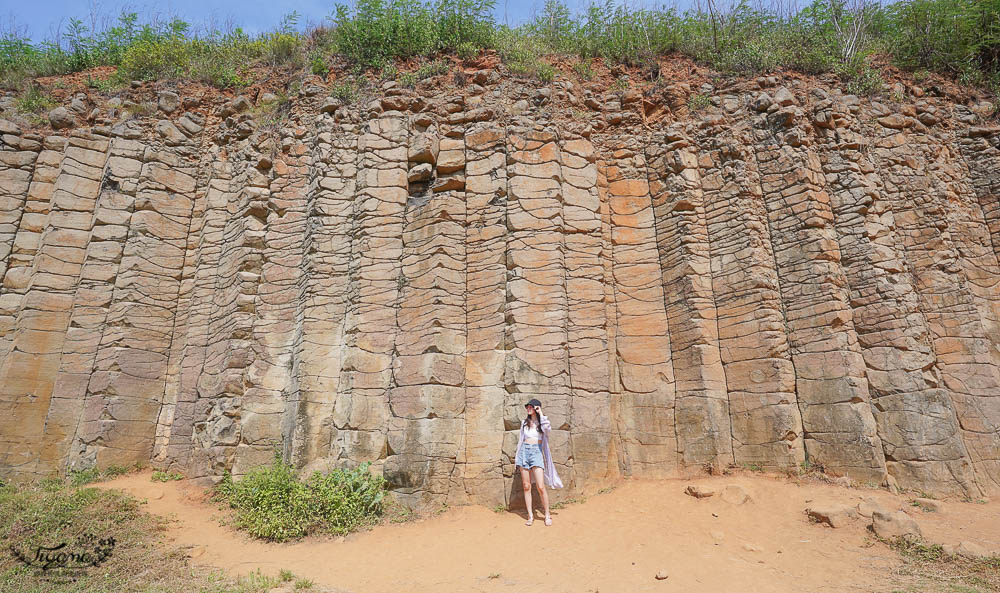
[3,72,1000,508]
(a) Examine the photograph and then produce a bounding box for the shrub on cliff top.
[328,0,497,68]
[1,0,999,93]
[215,454,387,542]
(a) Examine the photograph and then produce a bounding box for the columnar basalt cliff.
[2,70,1000,509]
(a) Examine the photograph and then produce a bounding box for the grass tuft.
[1,478,300,592]
[882,535,1000,592]
[151,470,184,482]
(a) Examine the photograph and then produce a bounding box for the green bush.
[328,0,495,68]
[397,59,450,87]
[688,92,713,110]
[536,62,556,82]
[572,60,595,79]
[457,40,479,60]
[215,454,387,542]
[885,0,998,74]
[310,51,330,76]
[836,57,885,96]
[14,85,57,114]
[331,78,360,102]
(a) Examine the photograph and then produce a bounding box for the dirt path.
[95,471,1000,593]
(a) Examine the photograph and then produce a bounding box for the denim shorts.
[516,442,544,469]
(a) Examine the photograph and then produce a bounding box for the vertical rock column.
[0,132,57,480]
[291,123,359,469]
[460,124,507,505]
[0,127,38,291]
[0,132,108,477]
[752,102,887,482]
[960,125,1000,264]
[562,136,615,485]
[599,137,677,477]
[73,144,196,469]
[157,113,210,475]
[504,126,572,494]
[153,159,228,471]
[697,130,804,469]
[0,133,51,366]
[646,130,735,470]
[259,127,310,468]
[870,114,1000,493]
[45,136,139,474]
[385,121,467,509]
[816,98,977,496]
[187,160,250,478]
[331,114,407,470]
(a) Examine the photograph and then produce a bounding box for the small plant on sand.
[798,458,826,476]
[295,577,315,590]
[279,569,294,582]
[549,495,585,510]
[151,470,184,482]
[215,452,386,542]
[383,495,418,524]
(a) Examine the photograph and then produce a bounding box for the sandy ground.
[94,471,1000,593]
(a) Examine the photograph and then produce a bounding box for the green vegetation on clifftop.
[1,0,999,92]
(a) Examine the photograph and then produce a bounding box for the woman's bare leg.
[520,466,533,522]
[532,466,550,520]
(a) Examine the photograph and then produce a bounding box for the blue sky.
[3,0,598,41]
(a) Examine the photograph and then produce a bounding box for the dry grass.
[879,536,1000,593]
[0,477,321,593]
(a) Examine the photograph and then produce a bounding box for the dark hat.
[525,398,542,408]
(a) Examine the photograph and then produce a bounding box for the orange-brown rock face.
[3,77,1000,508]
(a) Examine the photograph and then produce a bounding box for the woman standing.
[514,398,563,525]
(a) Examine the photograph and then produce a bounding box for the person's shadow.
[504,471,553,519]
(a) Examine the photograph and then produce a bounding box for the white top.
[524,423,540,440]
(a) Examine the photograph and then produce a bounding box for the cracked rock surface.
[2,75,1000,510]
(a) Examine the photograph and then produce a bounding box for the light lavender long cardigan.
[515,412,563,489]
